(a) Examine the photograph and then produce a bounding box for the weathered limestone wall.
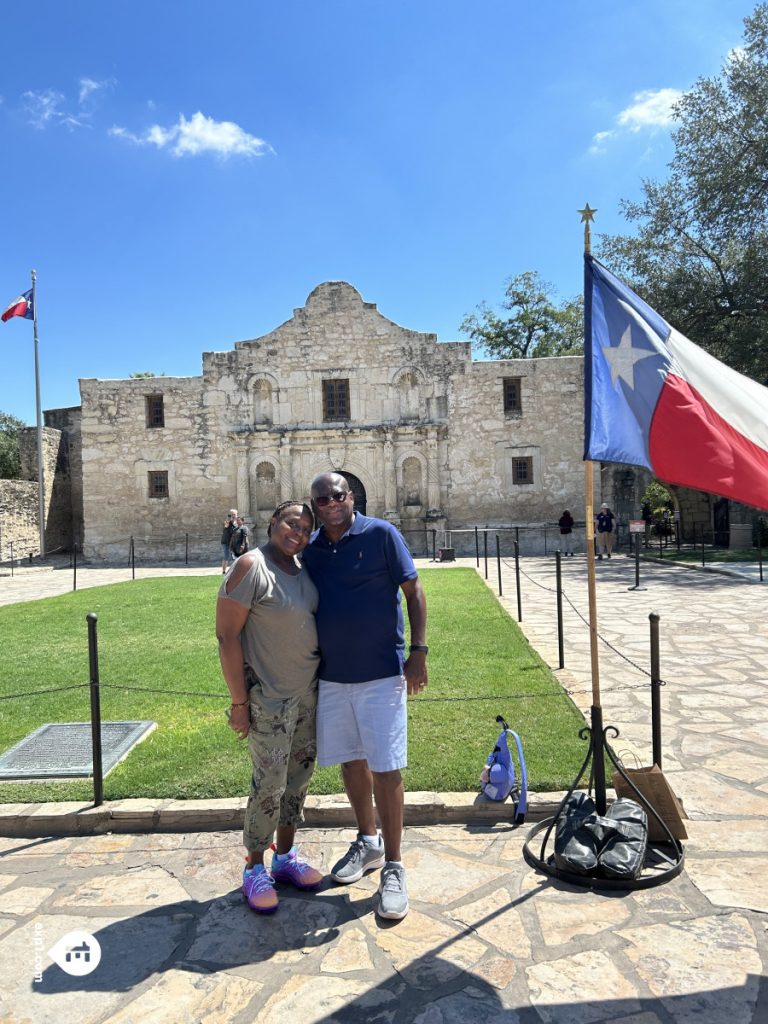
[79,376,228,561]
[6,423,72,557]
[0,480,39,560]
[446,356,585,524]
[75,282,597,560]
[45,406,83,549]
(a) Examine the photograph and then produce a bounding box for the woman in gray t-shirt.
[216,500,322,914]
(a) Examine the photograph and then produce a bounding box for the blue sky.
[0,0,756,424]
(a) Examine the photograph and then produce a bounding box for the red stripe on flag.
[649,373,768,511]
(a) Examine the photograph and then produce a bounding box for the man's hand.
[404,652,428,696]
[227,703,251,740]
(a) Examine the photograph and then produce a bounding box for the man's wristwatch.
[409,644,429,655]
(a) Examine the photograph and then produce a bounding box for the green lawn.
[644,547,763,564]
[0,569,585,802]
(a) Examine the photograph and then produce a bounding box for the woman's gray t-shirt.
[219,547,320,699]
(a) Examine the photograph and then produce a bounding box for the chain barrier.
[0,683,90,701]
[501,555,666,687]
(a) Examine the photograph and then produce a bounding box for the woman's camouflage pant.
[243,669,318,854]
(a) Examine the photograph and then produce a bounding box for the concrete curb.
[0,790,575,838]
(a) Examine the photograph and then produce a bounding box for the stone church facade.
[63,281,589,561]
[8,279,751,564]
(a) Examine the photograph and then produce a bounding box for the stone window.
[323,379,350,421]
[146,394,165,428]
[148,470,169,498]
[503,377,522,415]
[511,457,533,485]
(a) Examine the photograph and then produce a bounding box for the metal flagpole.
[578,204,606,811]
[31,269,46,558]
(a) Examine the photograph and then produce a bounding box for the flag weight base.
[522,710,685,891]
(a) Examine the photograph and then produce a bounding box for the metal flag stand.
[522,206,685,890]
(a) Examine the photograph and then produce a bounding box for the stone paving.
[0,553,767,1022]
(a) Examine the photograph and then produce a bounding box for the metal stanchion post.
[431,529,436,562]
[496,534,502,596]
[475,526,479,569]
[514,540,522,622]
[73,544,77,592]
[131,536,135,579]
[628,533,646,591]
[10,541,14,578]
[649,612,662,768]
[758,518,764,583]
[185,532,189,565]
[483,530,488,580]
[701,536,705,567]
[555,550,564,669]
[86,613,104,807]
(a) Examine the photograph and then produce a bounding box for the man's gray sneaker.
[330,834,385,884]
[377,862,408,920]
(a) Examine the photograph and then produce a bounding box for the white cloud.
[21,77,114,129]
[110,111,273,159]
[22,89,68,128]
[79,77,115,104]
[590,87,682,154]
[616,88,681,131]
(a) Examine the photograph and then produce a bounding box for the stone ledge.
[0,791,570,838]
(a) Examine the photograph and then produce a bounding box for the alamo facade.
[9,280,738,563]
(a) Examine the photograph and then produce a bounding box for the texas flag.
[1,289,34,323]
[584,255,768,512]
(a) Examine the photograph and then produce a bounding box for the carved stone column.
[278,435,294,501]
[235,446,249,515]
[426,430,441,511]
[382,432,397,515]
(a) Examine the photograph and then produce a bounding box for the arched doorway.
[341,472,367,515]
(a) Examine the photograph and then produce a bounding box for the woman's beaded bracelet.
[230,699,249,708]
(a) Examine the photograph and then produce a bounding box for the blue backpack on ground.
[480,715,528,824]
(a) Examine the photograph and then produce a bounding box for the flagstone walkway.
[0,553,766,1022]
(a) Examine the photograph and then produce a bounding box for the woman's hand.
[227,703,251,740]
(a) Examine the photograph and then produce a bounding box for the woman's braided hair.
[267,500,314,536]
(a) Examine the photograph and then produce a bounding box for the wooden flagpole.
[579,203,607,812]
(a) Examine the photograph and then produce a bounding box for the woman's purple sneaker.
[242,864,278,914]
[270,847,323,890]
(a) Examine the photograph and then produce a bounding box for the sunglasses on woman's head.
[313,491,350,507]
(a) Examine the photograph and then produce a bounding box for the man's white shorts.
[316,675,407,773]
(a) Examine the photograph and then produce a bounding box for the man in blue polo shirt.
[302,472,428,920]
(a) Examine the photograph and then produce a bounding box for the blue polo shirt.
[301,513,418,683]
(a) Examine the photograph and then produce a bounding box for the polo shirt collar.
[318,511,366,546]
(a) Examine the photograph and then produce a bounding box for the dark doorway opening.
[341,472,367,515]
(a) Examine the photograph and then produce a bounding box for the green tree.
[599,3,768,384]
[0,412,26,479]
[129,371,165,378]
[460,271,583,359]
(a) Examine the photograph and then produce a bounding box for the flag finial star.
[602,325,654,390]
[578,203,597,224]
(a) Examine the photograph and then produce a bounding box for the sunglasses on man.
[313,491,351,507]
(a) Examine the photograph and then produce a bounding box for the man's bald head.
[310,472,349,498]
